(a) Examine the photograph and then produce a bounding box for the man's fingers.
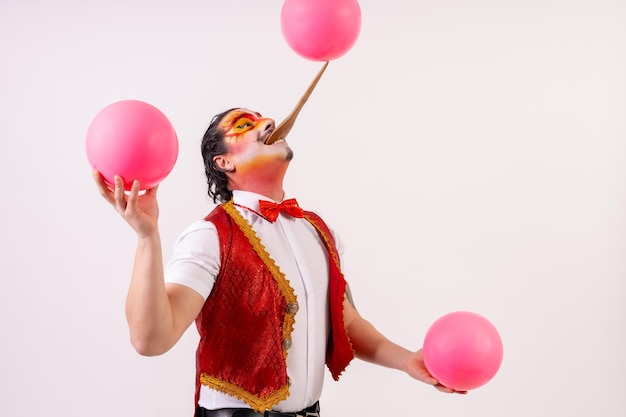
[113,176,127,212]
[435,384,455,393]
[126,180,141,210]
[93,171,116,204]
[145,183,159,198]
[434,384,467,395]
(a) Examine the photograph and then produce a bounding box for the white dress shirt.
[165,190,344,412]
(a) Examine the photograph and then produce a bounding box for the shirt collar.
[232,190,291,211]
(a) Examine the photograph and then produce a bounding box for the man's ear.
[213,155,235,172]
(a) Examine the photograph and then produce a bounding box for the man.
[93,107,463,417]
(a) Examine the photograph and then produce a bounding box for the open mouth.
[264,129,281,145]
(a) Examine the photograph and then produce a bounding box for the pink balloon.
[423,311,503,391]
[85,100,178,191]
[280,0,361,61]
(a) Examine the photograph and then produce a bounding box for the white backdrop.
[1,1,625,416]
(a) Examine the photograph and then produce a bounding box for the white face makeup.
[217,109,292,174]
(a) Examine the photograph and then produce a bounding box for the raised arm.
[342,298,465,394]
[93,171,204,356]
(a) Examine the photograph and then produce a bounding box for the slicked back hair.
[200,108,237,203]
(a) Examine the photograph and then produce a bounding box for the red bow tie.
[258,198,304,222]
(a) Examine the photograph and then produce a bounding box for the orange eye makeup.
[220,110,264,144]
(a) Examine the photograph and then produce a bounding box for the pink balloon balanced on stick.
[85,100,179,191]
[280,0,362,61]
[423,311,504,391]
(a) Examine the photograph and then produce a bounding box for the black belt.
[197,401,320,417]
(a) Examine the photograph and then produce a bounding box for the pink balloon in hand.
[85,100,178,191]
[281,0,362,61]
[423,311,504,391]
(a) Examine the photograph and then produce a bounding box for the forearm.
[343,301,452,390]
[346,316,413,372]
[125,231,173,356]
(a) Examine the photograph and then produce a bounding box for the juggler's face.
[219,109,293,173]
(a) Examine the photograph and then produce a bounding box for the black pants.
[196,401,320,417]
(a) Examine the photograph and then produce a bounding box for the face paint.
[220,109,266,152]
[217,108,289,175]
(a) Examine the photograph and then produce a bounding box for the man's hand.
[407,349,467,394]
[93,170,159,238]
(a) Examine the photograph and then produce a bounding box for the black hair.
[200,108,237,203]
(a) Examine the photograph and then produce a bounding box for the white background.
[1,0,625,416]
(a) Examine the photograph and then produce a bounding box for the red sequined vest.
[194,201,354,413]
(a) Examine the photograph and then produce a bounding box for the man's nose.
[260,118,275,132]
